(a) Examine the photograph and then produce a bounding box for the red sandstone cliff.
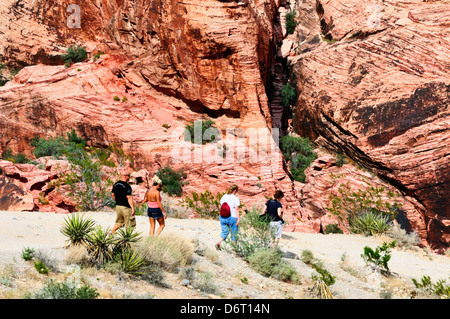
[287,0,449,249]
[0,0,448,250]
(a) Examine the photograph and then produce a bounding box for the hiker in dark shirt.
[111,169,136,233]
[260,190,284,246]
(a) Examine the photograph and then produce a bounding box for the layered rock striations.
[0,0,448,250]
[288,0,449,248]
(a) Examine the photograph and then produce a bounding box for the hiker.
[143,175,167,236]
[215,184,240,250]
[260,190,284,246]
[111,169,136,233]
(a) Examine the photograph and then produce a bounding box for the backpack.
[219,202,231,217]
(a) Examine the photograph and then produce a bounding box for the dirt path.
[0,210,448,299]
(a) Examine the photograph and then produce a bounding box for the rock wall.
[286,0,449,249]
[0,0,448,250]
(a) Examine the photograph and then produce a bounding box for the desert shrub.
[63,245,90,266]
[156,165,186,196]
[31,129,86,159]
[61,45,87,67]
[135,233,194,272]
[301,250,335,286]
[31,136,67,158]
[285,10,298,35]
[327,182,401,235]
[248,248,300,284]
[0,63,11,86]
[192,271,218,294]
[281,82,297,109]
[1,148,31,164]
[184,119,220,144]
[225,206,276,259]
[335,153,346,167]
[21,247,35,261]
[280,135,317,182]
[33,260,49,275]
[60,216,146,274]
[181,190,223,219]
[60,147,115,211]
[324,223,343,234]
[387,226,421,248]
[27,279,99,299]
[387,226,420,249]
[93,51,104,61]
[361,241,396,275]
[248,248,282,277]
[272,262,301,283]
[412,276,450,299]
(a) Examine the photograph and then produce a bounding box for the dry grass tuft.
[135,233,194,271]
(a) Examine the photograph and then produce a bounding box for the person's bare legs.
[111,223,120,234]
[155,217,165,236]
[149,217,156,236]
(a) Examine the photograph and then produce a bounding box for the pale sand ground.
[0,210,449,299]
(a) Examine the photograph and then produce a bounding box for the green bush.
[31,129,86,159]
[225,207,276,259]
[301,250,335,286]
[60,146,115,211]
[21,247,35,261]
[156,165,186,196]
[412,276,450,299]
[281,82,297,109]
[361,241,396,275]
[1,148,30,164]
[285,10,298,35]
[335,153,346,167]
[280,135,317,182]
[27,280,99,299]
[33,260,49,275]
[324,223,343,234]
[248,248,300,284]
[326,182,401,235]
[0,63,10,86]
[248,248,282,277]
[181,190,223,219]
[184,120,220,144]
[61,45,87,67]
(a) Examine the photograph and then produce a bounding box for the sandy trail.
[0,210,448,284]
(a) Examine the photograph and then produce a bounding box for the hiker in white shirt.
[215,184,240,250]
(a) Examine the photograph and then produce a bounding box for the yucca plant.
[349,210,392,236]
[86,226,116,266]
[114,248,146,275]
[60,213,96,247]
[113,226,143,254]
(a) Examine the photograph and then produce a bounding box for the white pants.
[270,221,283,239]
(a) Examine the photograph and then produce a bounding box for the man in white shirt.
[216,184,240,250]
